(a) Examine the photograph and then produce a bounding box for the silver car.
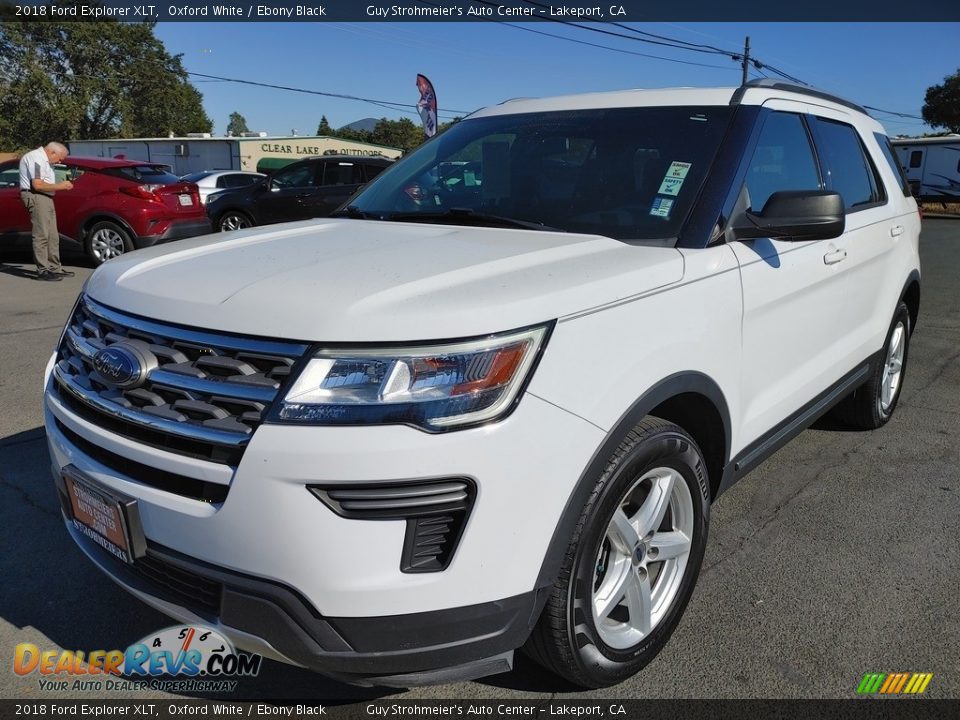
[179,170,265,204]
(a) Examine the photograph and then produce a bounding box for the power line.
[497,21,738,70]
[185,71,469,118]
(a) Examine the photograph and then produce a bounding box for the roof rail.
[731,79,868,115]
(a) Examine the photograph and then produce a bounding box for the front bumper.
[44,355,604,682]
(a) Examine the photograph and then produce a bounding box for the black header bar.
[1,0,959,22]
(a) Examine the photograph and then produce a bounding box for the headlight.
[272,324,550,431]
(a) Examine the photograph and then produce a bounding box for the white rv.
[892,135,960,201]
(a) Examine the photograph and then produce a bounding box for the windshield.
[350,106,732,241]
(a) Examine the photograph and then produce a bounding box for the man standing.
[19,142,75,281]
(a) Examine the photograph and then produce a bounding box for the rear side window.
[744,111,821,212]
[362,163,388,182]
[873,133,911,197]
[322,162,363,185]
[811,118,884,211]
[219,174,261,189]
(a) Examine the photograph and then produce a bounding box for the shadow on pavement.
[0,428,389,701]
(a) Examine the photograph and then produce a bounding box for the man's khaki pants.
[20,191,61,274]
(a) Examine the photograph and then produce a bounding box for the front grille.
[129,552,223,617]
[54,296,308,465]
[55,419,229,503]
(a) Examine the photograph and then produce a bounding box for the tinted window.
[909,150,923,168]
[221,174,261,188]
[744,112,821,212]
[813,118,882,210]
[362,163,388,182]
[0,165,19,187]
[350,106,733,241]
[873,133,911,197]
[272,163,318,189]
[103,164,181,185]
[322,162,362,185]
[181,171,213,183]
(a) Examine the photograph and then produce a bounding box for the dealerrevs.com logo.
[14,625,262,693]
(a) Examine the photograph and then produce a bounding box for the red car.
[0,156,211,265]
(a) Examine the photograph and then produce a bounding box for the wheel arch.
[900,270,920,336]
[533,372,730,594]
[81,213,136,241]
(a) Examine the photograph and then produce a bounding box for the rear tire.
[85,221,133,265]
[217,211,254,232]
[834,301,910,429]
[526,417,709,688]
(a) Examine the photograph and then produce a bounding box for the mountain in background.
[340,118,379,133]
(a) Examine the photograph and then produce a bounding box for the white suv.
[45,81,920,688]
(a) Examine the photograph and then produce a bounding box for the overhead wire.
[185,71,469,119]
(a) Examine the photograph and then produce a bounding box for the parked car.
[180,170,266,205]
[205,155,393,231]
[44,81,920,689]
[0,157,210,265]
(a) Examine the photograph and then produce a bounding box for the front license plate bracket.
[58,465,147,564]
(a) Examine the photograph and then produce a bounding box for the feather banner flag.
[416,74,438,139]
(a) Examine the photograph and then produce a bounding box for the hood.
[85,219,684,342]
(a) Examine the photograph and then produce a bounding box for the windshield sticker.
[657,176,685,196]
[666,161,692,179]
[657,161,692,196]
[649,196,674,218]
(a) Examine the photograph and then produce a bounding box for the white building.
[67,134,402,176]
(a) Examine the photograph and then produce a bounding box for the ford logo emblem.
[93,343,151,389]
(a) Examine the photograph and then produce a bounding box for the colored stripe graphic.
[857,672,933,694]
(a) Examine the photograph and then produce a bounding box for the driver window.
[272,164,317,189]
[744,112,821,212]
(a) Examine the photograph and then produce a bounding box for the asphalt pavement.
[1,220,957,702]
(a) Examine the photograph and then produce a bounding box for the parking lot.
[1,219,957,702]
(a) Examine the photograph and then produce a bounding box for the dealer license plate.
[64,470,136,564]
[179,194,193,206]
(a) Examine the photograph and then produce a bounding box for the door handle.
[890,225,904,237]
[823,248,847,265]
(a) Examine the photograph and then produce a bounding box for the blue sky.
[155,22,959,138]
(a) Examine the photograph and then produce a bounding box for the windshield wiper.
[387,208,564,233]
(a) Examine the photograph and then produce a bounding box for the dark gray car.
[206,155,393,231]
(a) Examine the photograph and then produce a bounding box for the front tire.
[834,301,911,429]
[85,221,133,265]
[217,211,254,232]
[526,417,710,688]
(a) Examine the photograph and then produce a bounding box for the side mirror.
[735,190,845,241]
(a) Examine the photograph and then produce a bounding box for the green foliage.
[316,115,332,136]
[369,117,424,153]
[227,112,249,136]
[922,69,960,134]
[0,6,212,149]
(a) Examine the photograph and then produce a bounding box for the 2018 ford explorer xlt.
[44,80,920,688]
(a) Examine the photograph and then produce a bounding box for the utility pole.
[741,36,751,86]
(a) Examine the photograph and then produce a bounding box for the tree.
[369,118,425,153]
[227,112,249,136]
[316,115,332,136]
[922,69,960,134]
[0,10,212,149]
